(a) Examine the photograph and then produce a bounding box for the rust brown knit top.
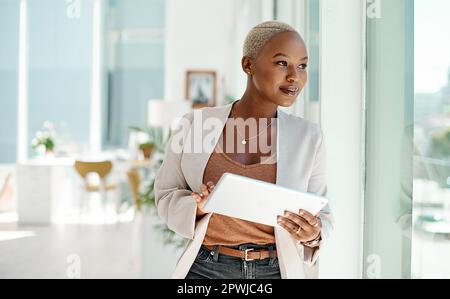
[201,134,277,246]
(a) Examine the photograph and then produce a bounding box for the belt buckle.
[244,248,254,261]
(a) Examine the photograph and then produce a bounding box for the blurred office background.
[0,0,449,278]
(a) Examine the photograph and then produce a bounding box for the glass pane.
[102,0,165,149]
[412,0,450,279]
[364,0,414,278]
[0,0,19,163]
[304,0,320,123]
[27,0,92,157]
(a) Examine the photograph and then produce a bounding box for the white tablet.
[204,173,328,227]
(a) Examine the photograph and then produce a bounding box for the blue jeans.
[186,243,281,279]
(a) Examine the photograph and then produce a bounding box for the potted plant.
[129,126,168,156]
[138,142,155,159]
[33,136,55,154]
[127,125,187,248]
[31,121,56,155]
[138,158,187,249]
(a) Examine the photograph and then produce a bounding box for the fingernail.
[300,210,305,215]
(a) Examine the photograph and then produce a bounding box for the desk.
[17,156,153,224]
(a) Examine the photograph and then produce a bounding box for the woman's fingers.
[277,216,299,232]
[277,210,322,242]
[192,182,215,210]
[191,192,202,203]
[298,209,321,227]
[277,216,306,240]
[206,181,215,191]
[282,211,312,231]
[198,182,215,198]
[199,184,207,196]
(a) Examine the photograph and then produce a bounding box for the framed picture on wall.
[185,70,216,108]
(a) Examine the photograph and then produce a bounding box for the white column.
[17,0,28,163]
[318,0,366,278]
[90,0,102,153]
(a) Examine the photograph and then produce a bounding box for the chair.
[127,168,141,211]
[74,160,118,219]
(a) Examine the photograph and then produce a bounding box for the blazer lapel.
[274,110,305,278]
[181,103,234,193]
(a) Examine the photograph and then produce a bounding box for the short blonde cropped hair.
[243,21,298,59]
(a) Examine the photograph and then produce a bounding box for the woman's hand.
[277,209,322,244]
[191,181,215,217]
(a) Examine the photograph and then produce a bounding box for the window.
[364,0,414,278]
[412,0,450,279]
[102,0,165,149]
[365,0,450,279]
[27,0,92,157]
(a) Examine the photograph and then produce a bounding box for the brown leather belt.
[205,245,277,261]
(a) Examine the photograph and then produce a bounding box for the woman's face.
[246,31,308,107]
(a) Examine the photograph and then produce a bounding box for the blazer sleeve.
[302,128,335,265]
[154,112,198,240]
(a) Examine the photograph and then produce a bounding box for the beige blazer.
[154,102,334,279]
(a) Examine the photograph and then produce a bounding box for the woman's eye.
[276,61,288,67]
[299,64,308,70]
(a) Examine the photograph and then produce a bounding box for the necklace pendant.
[241,139,247,145]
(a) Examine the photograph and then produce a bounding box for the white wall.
[164,0,237,105]
[318,0,365,278]
[164,0,276,105]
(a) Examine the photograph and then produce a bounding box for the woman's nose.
[287,76,296,83]
[286,67,300,83]
[287,74,299,83]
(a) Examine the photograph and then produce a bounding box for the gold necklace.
[230,108,273,145]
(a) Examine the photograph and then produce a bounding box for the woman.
[154,21,333,279]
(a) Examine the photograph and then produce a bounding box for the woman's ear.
[241,56,253,75]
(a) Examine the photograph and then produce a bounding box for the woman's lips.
[280,87,299,96]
